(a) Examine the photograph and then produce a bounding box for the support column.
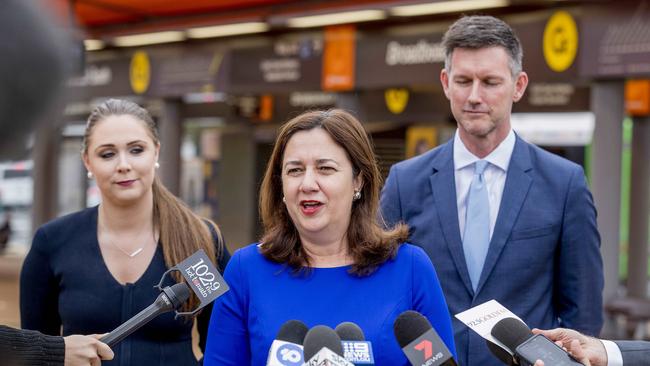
[590,81,624,335]
[627,116,650,298]
[32,121,60,232]
[157,99,182,196]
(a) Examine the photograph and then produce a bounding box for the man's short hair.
[441,15,523,76]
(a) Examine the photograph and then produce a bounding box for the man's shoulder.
[518,138,582,174]
[391,141,450,174]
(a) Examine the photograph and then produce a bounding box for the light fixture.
[84,39,105,51]
[390,0,510,17]
[287,9,386,28]
[187,22,269,38]
[113,31,185,47]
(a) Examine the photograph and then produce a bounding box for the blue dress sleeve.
[19,227,61,335]
[410,245,457,358]
[204,249,250,365]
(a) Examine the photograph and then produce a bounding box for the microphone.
[266,320,308,366]
[303,325,354,366]
[334,322,375,365]
[393,310,457,366]
[100,283,190,347]
[491,318,583,366]
[486,339,516,366]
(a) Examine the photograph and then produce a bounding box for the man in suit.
[534,328,650,366]
[380,15,603,366]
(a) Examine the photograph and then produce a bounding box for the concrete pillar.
[32,122,60,232]
[627,116,650,298]
[590,81,624,335]
[158,99,182,196]
[218,125,255,251]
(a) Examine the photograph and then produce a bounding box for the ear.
[353,173,364,193]
[154,142,161,162]
[81,152,91,173]
[512,71,529,102]
[440,68,451,100]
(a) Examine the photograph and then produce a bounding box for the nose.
[116,152,132,173]
[299,168,319,193]
[467,79,482,104]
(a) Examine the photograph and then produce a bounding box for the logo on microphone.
[414,339,433,359]
[276,343,303,366]
[342,341,374,364]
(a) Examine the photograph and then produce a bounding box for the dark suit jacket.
[380,135,604,366]
[615,341,650,366]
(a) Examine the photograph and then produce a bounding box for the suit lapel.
[430,140,474,296]
[475,136,533,294]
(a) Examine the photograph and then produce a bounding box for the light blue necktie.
[463,160,490,291]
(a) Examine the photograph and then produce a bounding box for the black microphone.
[486,339,516,366]
[303,325,353,366]
[266,320,308,366]
[491,318,584,366]
[335,322,375,365]
[393,310,457,366]
[100,283,191,347]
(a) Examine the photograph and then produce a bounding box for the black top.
[20,206,230,365]
[1,325,64,366]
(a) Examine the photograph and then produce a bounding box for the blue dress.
[204,243,456,365]
[20,206,230,366]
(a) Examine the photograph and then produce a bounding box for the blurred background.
[1,0,649,341]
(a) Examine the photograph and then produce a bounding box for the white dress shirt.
[602,340,623,366]
[454,129,516,241]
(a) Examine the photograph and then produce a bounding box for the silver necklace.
[99,218,153,258]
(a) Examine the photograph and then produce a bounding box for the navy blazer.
[380,135,604,366]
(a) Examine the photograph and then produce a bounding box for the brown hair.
[259,109,408,276]
[83,99,223,311]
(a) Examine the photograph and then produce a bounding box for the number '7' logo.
[414,340,433,359]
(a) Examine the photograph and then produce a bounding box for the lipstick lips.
[300,200,323,215]
[116,179,136,187]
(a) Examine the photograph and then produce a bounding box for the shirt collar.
[453,128,516,172]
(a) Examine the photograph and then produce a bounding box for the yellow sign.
[385,88,409,114]
[543,11,578,72]
[130,51,150,94]
[406,126,437,158]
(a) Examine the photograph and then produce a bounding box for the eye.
[286,167,303,175]
[130,146,144,154]
[455,79,471,85]
[318,166,336,173]
[99,151,115,159]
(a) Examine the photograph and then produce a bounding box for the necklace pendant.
[129,248,144,257]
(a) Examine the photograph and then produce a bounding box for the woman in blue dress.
[204,109,455,365]
[20,99,229,365]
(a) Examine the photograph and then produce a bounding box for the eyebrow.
[94,140,147,152]
[283,158,338,168]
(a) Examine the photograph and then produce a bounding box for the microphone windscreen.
[335,322,365,341]
[485,339,516,366]
[167,283,191,308]
[393,310,433,348]
[276,320,309,345]
[303,325,344,361]
[491,318,533,352]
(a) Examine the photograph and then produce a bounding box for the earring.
[282,196,286,203]
[87,171,93,179]
[353,190,361,201]
[155,162,160,169]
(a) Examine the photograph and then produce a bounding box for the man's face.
[440,46,528,143]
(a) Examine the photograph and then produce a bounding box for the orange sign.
[322,25,355,91]
[625,80,650,116]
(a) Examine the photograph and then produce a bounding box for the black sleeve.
[197,223,232,354]
[1,325,65,366]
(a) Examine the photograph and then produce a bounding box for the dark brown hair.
[83,99,223,311]
[259,109,408,276]
[442,15,523,76]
